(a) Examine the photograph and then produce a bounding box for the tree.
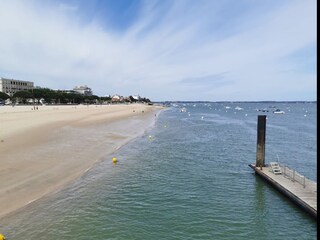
[67,93,84,104]
[28,88,56,104]
[0,92,10,100]
[128,95,137,103]
[140,97,151,103]
[84,95,99,104]
[100,96,111,102]
[31,88,46,99]
[13,91,33,104]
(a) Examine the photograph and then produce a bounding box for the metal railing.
[280,164,307,188]
[273,154,308,188]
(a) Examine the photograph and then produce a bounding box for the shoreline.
[0,103,164,219]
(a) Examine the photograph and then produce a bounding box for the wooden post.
[256,115,266,169]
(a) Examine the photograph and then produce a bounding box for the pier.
[249,115,317,219]
[249,163,317,219]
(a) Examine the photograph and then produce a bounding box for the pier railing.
[278,164,314,189]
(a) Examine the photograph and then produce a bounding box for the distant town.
[0,77,151,105]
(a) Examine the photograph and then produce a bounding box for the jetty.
[249,115,317,219]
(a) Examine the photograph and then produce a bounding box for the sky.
[0,0,317,101]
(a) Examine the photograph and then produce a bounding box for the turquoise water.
[1,102,317,239]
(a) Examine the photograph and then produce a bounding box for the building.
[73,85,92,96]
[0,77,34,96]
[111,94,121,102]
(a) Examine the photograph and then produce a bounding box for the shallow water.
[1,102,317,239]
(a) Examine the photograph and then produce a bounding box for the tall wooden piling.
[256,115,266,169]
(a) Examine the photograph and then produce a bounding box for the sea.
[1,102,317,239]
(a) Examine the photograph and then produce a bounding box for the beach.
[0,103,163,218]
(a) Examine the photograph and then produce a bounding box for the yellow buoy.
[0,233,5,240]
[112,157,118,164]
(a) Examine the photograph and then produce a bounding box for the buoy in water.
[112,157,118,164]
[148,135,152,141]
[0,233,5,240]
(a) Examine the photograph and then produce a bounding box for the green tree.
[100,96,111,102]
[31,88,45,99]
[84,95,99,104]
[13,91,33,104]
[44,90,59,104]
[140,97,151,103]
[28,88,56,104]
[0,92,10,100]
[128,96,137,103]
[67,93,84,104]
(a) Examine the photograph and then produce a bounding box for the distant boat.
[180,107,187,112]
[273,109,285,114]
[235,106,243,110]
[258,108,269,112]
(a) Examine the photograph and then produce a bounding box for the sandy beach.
[0,103,163,218]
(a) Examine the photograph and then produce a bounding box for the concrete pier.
[249,164,317,219]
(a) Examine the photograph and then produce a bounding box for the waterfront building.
[111,95,121,102]
[0,77,34,96]
[73,85,93,96]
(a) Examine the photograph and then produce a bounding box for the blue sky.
[0,0,316,101]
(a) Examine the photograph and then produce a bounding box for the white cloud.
[0,0,316,101]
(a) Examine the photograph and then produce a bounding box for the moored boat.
[273,109,285,114]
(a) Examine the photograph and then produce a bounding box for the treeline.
[0,88,151,105]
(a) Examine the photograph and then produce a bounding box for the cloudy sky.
[0,0,316,101]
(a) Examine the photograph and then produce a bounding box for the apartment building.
[0,77,34,96]
[73,85,93,96]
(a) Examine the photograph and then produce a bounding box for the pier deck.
[249,164,317,219]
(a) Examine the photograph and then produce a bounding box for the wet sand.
[0,103,163,218]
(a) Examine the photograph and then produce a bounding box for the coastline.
[0,103,164,219]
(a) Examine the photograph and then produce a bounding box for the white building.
[0,77,34,96]
[73,85,93,96]
[111,95,121,102]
